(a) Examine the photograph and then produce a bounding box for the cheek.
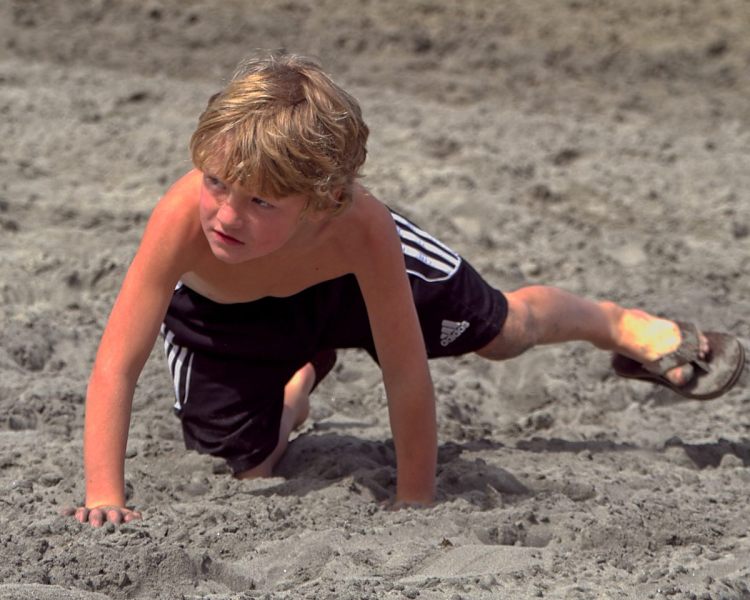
[254,222,285,247]
[271,216,301,242]
[198,195,216,223]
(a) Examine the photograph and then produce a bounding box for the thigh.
[161,283,315,473]
[162,325,301,473]
[411,258,509,358]
[390,209,509,358]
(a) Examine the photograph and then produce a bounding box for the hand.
[61,505,142,528]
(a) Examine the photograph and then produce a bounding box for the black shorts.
[161,211,508,473]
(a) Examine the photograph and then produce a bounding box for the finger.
[60,507,76,517]
[700,334,711,359]
[106,509,123,525]
[75,507,89,523]
[89,508,105,528]
[389,499,429,511]
[123,510,142,523]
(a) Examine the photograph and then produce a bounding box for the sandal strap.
[641,321,710,376]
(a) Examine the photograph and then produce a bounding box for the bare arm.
[352,196,437,505]
[73,174,202,524]
[83,256,175,509]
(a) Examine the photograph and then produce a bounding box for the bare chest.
[181,237,351,304]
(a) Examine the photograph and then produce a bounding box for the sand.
[1,1,749,598]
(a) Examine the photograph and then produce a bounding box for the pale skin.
[64,169,707,527]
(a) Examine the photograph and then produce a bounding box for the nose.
[216,196,243,229]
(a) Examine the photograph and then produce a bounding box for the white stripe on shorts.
[401,244,459,280]
[162,327,193,411]
[392,212,462,282]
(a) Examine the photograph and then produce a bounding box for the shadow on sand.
[516,434,750,468]
[248,433,527,506]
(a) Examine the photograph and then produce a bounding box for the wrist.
[396,478,435,506]
[85,490,126,509]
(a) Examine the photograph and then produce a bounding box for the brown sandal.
[612,322,745,400]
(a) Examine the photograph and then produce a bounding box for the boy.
[67,54,745,527]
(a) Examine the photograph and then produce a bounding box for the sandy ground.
[1,1,749,598]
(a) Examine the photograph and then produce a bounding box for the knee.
[234,436,287,480]
[475,290,538,360]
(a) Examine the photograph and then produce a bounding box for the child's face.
[198,172,310,264]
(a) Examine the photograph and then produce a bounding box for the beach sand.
[1,1,749,598]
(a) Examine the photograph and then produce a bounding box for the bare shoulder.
[150,171,203,246]
[93,171,207,370]
[135,170,206,278]
[321,183,409,292]
[332,184,397,256]
[153,170,202,229]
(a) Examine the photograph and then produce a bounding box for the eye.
[252,197,274,209]
[204,174,226,192]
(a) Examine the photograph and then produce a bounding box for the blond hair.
[190,53,369,213]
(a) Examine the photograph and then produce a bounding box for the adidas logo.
[440,319,470,346]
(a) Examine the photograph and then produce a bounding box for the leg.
[476,285,706,384]
[235,362,316,479]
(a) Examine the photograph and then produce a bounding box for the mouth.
[212,229,245,246]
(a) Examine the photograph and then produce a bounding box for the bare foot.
[235,361,317,480]
[613,309,709,386]
[283,361,316,429]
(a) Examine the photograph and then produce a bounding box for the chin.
[210,248,249,264]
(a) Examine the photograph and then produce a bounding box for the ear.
[298,195,325,222]
[305,206,330,223]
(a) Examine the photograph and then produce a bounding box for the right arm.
[73,173,203,525]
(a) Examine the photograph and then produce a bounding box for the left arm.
[351,197,437,505]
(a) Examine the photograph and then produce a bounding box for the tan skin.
[64,169,705,527]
